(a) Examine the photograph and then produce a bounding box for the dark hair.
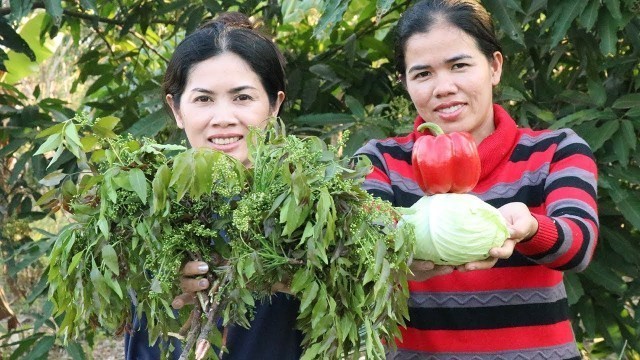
[163,12,286,111]
[395,0,502,75]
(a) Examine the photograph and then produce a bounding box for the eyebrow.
[190,86,258,94]
[407,54,473,74]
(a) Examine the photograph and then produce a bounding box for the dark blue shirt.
[125,293,303,359]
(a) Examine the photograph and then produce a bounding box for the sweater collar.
[411,104,519,180]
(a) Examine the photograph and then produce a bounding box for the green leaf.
[22,335,55,359]
[151,164,170,215]
[128,168,148,205]
[587,79,607,107]
[583,261,627,296]
[64,122,83,149]
[38,169,66,186]
[126,109,170,137]
[97,215,109,239]
[563,273,585,305]
[577,120,619,152]
[290,269,310,294]
[299,281,320,313]
[598,11,617,56]
[375,0,394,19]
[601,226,640,263]
[101,244,119,275]
[44,0,63,24]
[574,297,597,337]
[611,93,640,109]
[92,115,120,138]
[578,0,600,31]
[482,0,525,46]
[0,19,36,61]
[314,0,349,39]
[620,120,636,151]
[345,95,366,119]
[35,122,65,139]
[34,132,62,155]
[549,0,588,47]
[103,272,123,299]
[68,252,84,275]
[169,150,194,200]
[65,341,87,360]
[192,150,214,198]
[603,0,622,20]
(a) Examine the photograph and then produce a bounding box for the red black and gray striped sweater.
[356,105,598,359]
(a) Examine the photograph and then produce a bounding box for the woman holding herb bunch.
[356,0,599,358]
[125,12,303,360]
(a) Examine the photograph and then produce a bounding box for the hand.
[457,202,538,272]
[171,261,210,310]
[271,281,292,294]
[408,259,454,282]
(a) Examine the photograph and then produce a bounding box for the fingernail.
[199,279,208,287]
[198,264,209,272]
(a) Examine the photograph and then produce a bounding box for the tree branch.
[0,2,176,26]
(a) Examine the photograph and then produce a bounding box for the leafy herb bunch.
[229,121,414,359]
[38,114,414,359]
[38,113,247,354]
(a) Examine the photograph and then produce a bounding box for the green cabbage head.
[400,193,509,265]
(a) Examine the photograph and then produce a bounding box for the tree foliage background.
[1,0,639,358]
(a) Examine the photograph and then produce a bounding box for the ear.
[166,94,184,129]
[270,91,286,117]
[490,51,503,87]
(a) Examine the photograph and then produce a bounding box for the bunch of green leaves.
[37,113,248,353]
[226,121,414,359]
[37,114,414,359]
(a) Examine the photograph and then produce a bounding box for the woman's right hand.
[171,261,210,310]
[408,260,454,282]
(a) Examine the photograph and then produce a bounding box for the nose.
[433,73,457,98]
[208,101,238,127]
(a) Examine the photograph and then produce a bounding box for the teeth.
[439,104,462,114]
[209,137,240,145]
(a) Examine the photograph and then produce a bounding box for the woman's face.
[167,52,285,166]
[403,21,503,144]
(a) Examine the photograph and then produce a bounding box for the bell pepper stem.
[416,122,444,136]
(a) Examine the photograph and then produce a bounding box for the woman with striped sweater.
[356,0,598,358]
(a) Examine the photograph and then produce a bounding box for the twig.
[178,306,203,360]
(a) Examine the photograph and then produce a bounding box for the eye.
[194,95,212,102]
[235,94,254,101]
[452,63,469,70]
[413,70,431,80]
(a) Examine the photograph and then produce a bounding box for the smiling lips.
[434,102,465,120]
[208,136,242,146]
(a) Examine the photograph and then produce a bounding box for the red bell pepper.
[412,122,481,195]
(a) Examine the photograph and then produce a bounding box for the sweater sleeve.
[515,129,599,272]
[355,140,395,204]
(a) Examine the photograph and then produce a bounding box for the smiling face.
[167,52,285,166]
[403,21,503,144]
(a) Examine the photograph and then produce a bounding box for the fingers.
[181,261,209,276]
[172,293,196,309]
[180,277,209,293]
[409,259,435,272]
[271,282,292,294]
[489,239,516,259]
[174,261,210,310]
[408,260,454,281]
[458,239,517,272]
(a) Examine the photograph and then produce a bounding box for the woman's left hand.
[457,202,538,272]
